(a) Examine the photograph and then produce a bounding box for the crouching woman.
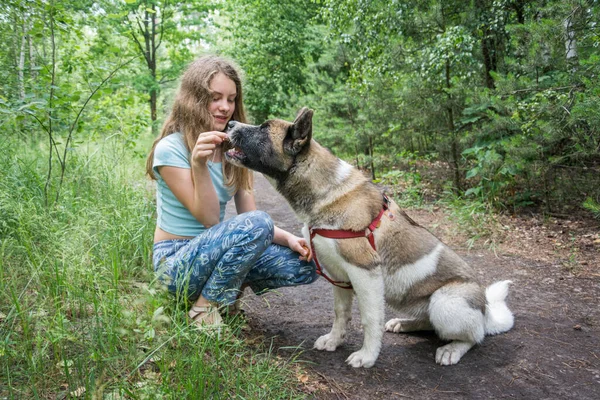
[146,55,317,328]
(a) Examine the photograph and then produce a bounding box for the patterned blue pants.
[152,210,317,305]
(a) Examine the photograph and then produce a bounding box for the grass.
[0,136,308,399]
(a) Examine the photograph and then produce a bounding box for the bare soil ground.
[227,174,600,400]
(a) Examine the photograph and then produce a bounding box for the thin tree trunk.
[476,0,497,89]
[369,136,375,180]
[29,19,36,81]
[481,34,496,89]
[445,59,462,193]
[45,4,57,207]
[18,17,27,100]
[149,3,158,136]
[564,12,578,73]
[513,0,525,24]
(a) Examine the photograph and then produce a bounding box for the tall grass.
[0,136,306,399]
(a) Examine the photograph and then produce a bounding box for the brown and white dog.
[225,108,514,368]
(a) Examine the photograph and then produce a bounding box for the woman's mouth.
[214,115,228,123]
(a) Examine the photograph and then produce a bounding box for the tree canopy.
[1,0,599,213]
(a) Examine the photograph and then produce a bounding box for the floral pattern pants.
[152,210,317,305]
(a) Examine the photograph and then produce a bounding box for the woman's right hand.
[191,131,229,166]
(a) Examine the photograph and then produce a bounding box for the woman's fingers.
[299,244,312,262]
[196,131,228,145]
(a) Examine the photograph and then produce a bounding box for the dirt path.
[227,174,600,399]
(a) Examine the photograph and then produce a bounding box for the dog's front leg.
[345,265,385,368]
[314,286,353,351]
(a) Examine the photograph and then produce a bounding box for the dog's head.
[225,107,313,178]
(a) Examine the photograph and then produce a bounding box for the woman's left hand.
[287,235,312,262]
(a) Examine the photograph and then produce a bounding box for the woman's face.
[209,72,237,132]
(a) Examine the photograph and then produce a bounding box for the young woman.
[146,55,316,328]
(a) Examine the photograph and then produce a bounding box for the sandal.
[188,305,224,328]
[223,299,244,316]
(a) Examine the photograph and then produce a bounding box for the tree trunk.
[475,0,497,89]
[512,0,525,24]
[368,136,376,180]
[564,13,578,73]
[18,17,27,100]
[445,59,462,193]
[28,19,36,81]
[481,34,496,89]
[130,2,161,136]
[149,4,158,136]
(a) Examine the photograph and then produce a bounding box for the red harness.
[309,195,390,290]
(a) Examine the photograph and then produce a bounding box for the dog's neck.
[275,140,380,228]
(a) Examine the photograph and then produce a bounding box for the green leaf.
[466,168,479,179]
[465,187,481,197]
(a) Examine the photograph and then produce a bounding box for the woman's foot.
[224,299,245,317]
[188,304,224,328]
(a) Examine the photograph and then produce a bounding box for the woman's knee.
[298,261,318,285]
[238,210,274,241]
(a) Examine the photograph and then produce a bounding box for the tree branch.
[55,56,139,202]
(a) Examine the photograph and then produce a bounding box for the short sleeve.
[153,134,190,176]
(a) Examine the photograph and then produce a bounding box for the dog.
[224,108,514,368]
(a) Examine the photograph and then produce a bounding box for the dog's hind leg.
[314,286,353,351]
[344,266,385,368]
[428,282,486,366]
[385,318,432,333]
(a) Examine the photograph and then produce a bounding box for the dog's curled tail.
[484,280,514,335]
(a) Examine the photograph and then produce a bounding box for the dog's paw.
[385,318,404,333]
[314,333,342,351]
[435,341,473,366]
[346,349,377,368]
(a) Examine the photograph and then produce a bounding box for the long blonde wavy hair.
[146,54,253,192]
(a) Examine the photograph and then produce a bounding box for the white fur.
[335,160,354,184]
[384,244,443,297]
[262,173,278,188]
[344,265,385,368]
[484,280,514,335]
[435,341,474,365]
[307,227,385,368]
[314,287,353,351]
[385,318,432,333]
[429,287,485,344]
[428,285,486,365]
[304,227,513,367]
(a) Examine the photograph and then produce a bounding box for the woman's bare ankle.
[194,295,212,308]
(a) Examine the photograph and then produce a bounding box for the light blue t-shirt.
[152,132,234,236]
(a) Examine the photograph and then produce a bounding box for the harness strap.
[309,195,390,290]
[309,231,354,289]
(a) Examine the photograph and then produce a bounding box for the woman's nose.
[219,99,230,111]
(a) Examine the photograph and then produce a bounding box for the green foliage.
[378,168,425,208]
[0,137,307,398]
[582,197,600,220]
[219,0,322,122]
[440,189,503,250]
[305,0,600,215]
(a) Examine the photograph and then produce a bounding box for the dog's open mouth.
[225,146,246,162]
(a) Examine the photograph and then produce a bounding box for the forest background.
[1,0,599,398]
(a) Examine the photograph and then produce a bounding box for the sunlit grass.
[0,136,307,399]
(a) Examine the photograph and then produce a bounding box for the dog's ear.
[285,107,313,155]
